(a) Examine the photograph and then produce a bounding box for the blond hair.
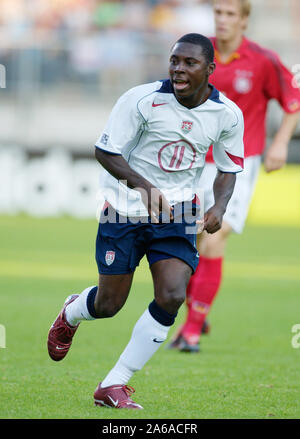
[239,0,251,17]
[213,0,252,17]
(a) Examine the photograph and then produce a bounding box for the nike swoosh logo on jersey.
[152,338,164,343]
[152,101,168,107]
[107,395,119,407]
[55,346,66,350]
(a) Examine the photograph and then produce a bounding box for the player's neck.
[176,84,212,109]
[216,34,244,63]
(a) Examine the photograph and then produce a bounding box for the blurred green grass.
[0,215,300,419]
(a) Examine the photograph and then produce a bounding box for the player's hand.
[196,219,205,234]
[264,141,288,173]
[203,205,224,234]
[138,185,174,223]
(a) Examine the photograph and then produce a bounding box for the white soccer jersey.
[95,80,244,217]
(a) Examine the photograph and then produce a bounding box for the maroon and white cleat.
[47,294,79,361]
[94,382,143,409]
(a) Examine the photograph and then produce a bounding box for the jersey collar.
[213,36,248,65]
[208,85,223,104]
[159,80,222,109]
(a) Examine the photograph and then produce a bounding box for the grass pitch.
[0,215,300,419]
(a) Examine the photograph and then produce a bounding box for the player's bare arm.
[264,111,300,173]
[95,148,173,222]
[204,171,236,234]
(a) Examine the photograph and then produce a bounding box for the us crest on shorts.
[105,250,115,266]
[181,121,193,134]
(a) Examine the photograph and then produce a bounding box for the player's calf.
[93,273,133,318]
[155,290,186,316]
[152,260,190,315]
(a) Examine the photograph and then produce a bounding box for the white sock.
[101,308,171,387]
[65,286,97,326]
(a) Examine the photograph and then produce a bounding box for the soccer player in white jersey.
[47,33,244,409]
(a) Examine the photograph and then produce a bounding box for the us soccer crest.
[181,121,193,134]
[105,250,115,266]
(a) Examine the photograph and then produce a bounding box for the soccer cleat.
[167,333,200,352]
[94,382,143,409]
[47,294,80,361]
[178,335,200,353]
[166,325,184,350]
[166,320,210,352]
[167,334,183,350]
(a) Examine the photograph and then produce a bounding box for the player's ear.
[241,12,249,31]
[207,62,216,76]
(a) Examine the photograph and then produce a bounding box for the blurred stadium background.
[0,0,299,223]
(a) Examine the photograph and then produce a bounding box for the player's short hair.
[237,0,252,17]
[175,33,215,64]
[213,0,252,17]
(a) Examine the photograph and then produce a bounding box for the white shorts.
[199,155,261,234]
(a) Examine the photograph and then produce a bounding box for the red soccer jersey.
[206,36,300,161]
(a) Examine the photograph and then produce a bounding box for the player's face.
[169,43,215,106]
[213,0,248,41]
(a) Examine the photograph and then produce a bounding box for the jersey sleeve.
[212,107,244,173]
[95,88,144,155]
[263,51,300,113]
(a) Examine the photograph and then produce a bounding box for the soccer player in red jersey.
[169,0,300,352]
